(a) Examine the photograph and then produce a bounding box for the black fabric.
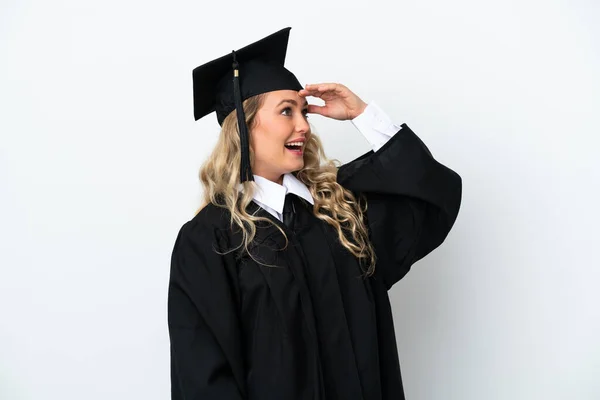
[282,193,297,230]
[192,27,303,125]
[168,123,463,399]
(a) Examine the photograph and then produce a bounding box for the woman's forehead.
[264,90,308,107]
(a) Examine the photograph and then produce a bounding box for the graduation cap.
[192,27,304,183]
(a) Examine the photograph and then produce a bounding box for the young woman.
[168,27,462,400]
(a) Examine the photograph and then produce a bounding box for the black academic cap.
[192,27,303,183]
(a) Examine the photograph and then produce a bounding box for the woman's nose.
[295,114,310,133]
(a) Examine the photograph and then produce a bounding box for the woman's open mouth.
[284,141,304,156]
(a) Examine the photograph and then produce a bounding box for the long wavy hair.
[198,93,377,276]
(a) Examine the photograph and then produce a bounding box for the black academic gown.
[168,123,462,400]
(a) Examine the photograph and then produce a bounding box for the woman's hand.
[298,83,367,121]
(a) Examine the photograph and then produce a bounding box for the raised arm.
[337,123,462,288]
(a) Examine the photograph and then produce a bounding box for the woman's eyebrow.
[277,99,309,108]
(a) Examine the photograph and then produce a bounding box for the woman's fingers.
[299,89,325,99]
[305,83,343,92]
[300,83,348,101]
[300,83,364,120]
[307,104,326,115]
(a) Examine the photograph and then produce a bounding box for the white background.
[1,0,599,399]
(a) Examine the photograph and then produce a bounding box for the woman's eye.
[281,107,309,119]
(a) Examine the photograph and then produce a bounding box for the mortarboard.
[192,27,304,183]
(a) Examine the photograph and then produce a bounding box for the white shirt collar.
[241,173,314,214]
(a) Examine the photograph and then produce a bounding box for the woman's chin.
[282,162,304,175]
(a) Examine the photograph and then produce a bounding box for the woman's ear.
[252,110,261,129]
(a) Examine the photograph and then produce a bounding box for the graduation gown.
[168,123,462,399]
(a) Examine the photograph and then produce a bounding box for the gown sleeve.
[168,217,246,399]
[337,123,463,289]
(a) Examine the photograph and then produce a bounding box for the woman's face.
[250,90,310,184]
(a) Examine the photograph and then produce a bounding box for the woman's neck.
[254,172,284,186]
